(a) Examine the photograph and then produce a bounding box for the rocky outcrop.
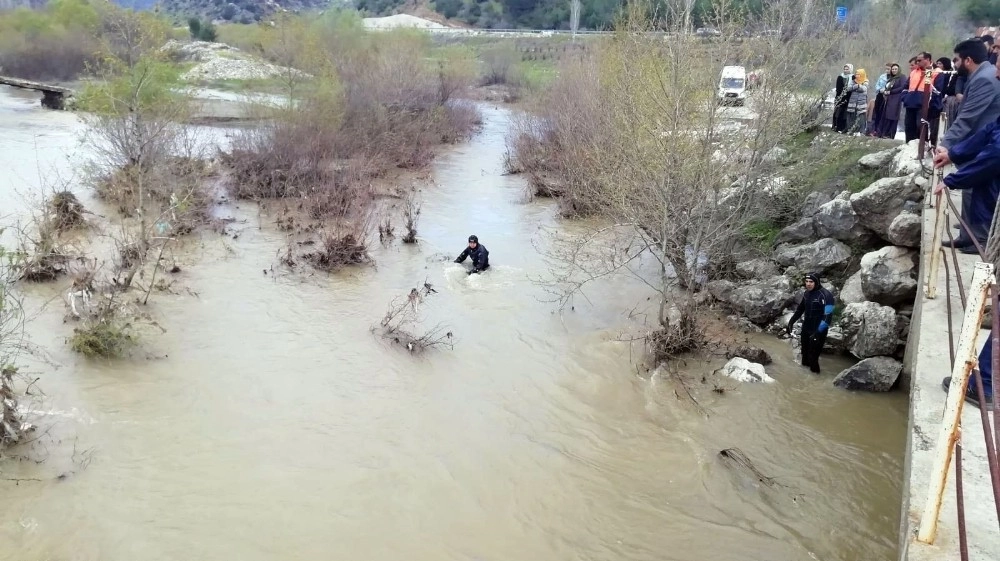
[735,258,779,280]
[720,357,775,383]
[774,238,853,276]
[833,357,903,391]
[849,174,923,238]
[860,246,918,306]
[708,276,795,325]
[813,198,875,244]
[837,302,900,358]
[726,345,773,365]
[886,210,922,248]
[858,146,902,171]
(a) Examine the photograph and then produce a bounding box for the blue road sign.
[836,6,848,23]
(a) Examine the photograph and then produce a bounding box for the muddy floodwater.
[0,86,908,561]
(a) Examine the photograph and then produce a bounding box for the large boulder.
[837,301,900,358]
[860,246,918,306]
[849,174,923,238]
[891,141,923,176]
[833,357,903,391]
[774,238,853,276]
[813,198,876,243]
[709,276,795,325]
[706,280,736,302]
[839,270,866,305]
[801,191,833,218]
[886,211,922,248]
[720,357,775,383]
[735,258,779,280]
[774,217,816,246]
[859,145,902,171]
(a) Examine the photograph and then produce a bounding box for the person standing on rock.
[787,273,835,374]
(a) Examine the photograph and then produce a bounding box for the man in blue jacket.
[938,39,1000,250]
[933,115,1000,254]
[787,272,835,374]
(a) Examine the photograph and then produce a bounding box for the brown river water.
[0,86,908,561]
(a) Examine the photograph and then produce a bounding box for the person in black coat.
[787,272,836,374]
[833,63,854,133]
[455,234,490,275]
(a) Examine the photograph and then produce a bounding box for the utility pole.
[570,0,581,41]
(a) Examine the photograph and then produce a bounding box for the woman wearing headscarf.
[833,63,854,133]
[868,63,890,136]
[879,63,905,138]
[928,57,953,144]
[844,68,869,134]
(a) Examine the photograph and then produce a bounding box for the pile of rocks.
[707,141,925,392]
[162,40,311,83]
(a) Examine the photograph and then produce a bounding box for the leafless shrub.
[375,281,453,353]
[0,243,33,449]
[48,191,85,232]
[0,30,99,81]
[14,189,84,282]
[480,45,522,87]
[223,30,479,209]
[401,192,421,244]
[378,217,395,244]
[302,230,370,270]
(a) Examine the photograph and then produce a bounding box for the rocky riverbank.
[708,138,927,391]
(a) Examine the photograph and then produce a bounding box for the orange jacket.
[907,67,940,91]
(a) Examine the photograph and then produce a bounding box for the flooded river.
[0,86,908,561]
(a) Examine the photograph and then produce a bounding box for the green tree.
[199,20,218,42]
[961,0,1000,24]
[436,0,464,18]
[188,16,201,39]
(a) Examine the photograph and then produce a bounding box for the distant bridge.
[0,76,74,109]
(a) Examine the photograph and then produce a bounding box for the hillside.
[115,0,342,23]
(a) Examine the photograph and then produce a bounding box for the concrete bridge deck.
[901,188,1000,560]
[0,76,73,109]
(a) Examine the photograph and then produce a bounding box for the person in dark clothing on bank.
[455,235,490,275]
[933,114,1000,252]
[942,333,995,410]
[787,273,835,374]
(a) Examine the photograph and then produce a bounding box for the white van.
[717,65,747,106]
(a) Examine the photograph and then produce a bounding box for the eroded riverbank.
[0,88,907,561]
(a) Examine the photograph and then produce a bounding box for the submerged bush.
[70,319,136,359]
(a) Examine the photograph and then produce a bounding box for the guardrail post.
[925,170,947,299]
[917,261,995,544]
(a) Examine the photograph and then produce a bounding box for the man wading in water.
[787,273,835,373]
[455,235,489,275]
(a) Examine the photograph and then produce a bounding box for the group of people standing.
[806,36,1000,408]
[831,35,1000,141]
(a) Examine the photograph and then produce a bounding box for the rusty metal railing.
[913,112,1000,557]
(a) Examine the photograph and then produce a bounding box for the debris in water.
[719,447,780,487]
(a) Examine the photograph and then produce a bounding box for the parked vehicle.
[695,27,721,38]
[717,65,747,106]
